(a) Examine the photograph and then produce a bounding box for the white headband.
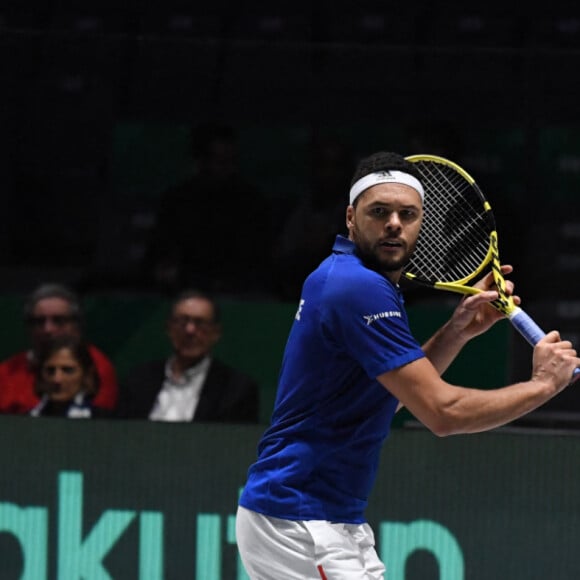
[349,170,424,204]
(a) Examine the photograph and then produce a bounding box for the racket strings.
[413,205,489,281]
[406,162,491,283]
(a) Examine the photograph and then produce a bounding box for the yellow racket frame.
[404,154,516,317]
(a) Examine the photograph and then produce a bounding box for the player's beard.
[354,235,415,275]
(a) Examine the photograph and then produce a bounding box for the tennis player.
[236,151,579,579]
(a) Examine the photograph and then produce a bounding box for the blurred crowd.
[0,123,368,424]
[123,122,358,301]
[0,282,260,423]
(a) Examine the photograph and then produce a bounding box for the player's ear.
[346,205,355,229]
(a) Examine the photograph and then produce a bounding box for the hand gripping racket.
[403,153,579,379]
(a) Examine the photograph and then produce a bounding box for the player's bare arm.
[378,332,579,436]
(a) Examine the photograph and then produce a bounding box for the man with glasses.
[116,289,260,423]
[0,283,118,414]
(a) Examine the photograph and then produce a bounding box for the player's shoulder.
[315,259,397,313]
[332,257,393,295]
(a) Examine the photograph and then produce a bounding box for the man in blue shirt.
[237,151,579,579]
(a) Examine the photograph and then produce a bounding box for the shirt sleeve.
[321,269,425,379]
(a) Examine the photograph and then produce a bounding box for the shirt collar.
[165,355,211,385]
[332,234,356,255]
[332,234,402,293]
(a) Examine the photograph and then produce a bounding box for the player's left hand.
[450,265,520,340]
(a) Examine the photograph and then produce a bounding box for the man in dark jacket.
[117,289,259,423]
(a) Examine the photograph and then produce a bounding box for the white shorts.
[236,506,386,580]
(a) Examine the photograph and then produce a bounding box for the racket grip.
[508,307,546,347]
[509,307,580,381]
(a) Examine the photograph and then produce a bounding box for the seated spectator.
[117,289,260,423]
[30,335,111,418]
[0,283,118,414]
[143,122,272,296]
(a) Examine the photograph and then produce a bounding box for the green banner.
[1,417,578,579]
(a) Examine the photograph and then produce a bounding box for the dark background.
[1,2,580,417]
[2,2,580,287]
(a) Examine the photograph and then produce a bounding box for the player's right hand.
[532,331,580,392]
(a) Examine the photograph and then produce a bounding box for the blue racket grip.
[509,307,580,380]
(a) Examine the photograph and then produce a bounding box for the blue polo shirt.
[239,235,425,523]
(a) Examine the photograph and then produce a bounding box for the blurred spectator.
[0,283,118,414]
[30,335,111,418]
[143,122,272,296]
[117,289,260,423]
[272,133,355,301]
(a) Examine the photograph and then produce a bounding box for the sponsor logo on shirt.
[295,299,305,321]
[363,310,402,325]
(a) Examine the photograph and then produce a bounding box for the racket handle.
[509,307,580,381]
[508,307,546,347]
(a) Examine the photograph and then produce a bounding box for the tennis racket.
[403,154,579,379]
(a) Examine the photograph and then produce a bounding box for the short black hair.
[350,151,423,205]
[169,288,221,324]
